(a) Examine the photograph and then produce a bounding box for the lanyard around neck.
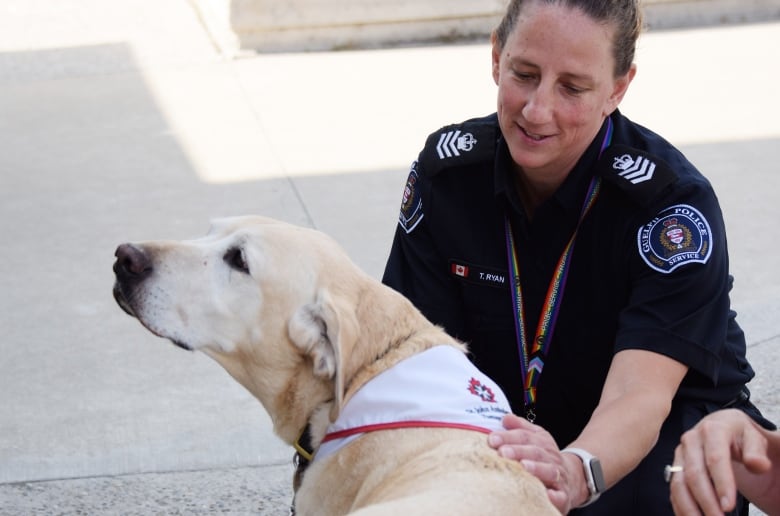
[504,117,613,422]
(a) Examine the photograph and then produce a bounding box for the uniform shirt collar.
[494,116,613,220]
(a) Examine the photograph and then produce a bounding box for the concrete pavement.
[1,1,778,513]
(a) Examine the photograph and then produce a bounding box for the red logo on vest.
[468,377,496,403]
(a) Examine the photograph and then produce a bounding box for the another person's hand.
[669,409,772,515]
[489,414,587,513]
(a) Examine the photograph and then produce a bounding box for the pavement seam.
[0,461,292,488]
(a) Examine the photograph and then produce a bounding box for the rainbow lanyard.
[504,118,613,422]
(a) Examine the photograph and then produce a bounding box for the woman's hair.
[493,0,643,77]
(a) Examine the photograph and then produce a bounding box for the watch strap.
[561,447,605,507]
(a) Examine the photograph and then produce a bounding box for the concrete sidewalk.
[1,1,778,513]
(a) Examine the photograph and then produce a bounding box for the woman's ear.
[491,31,502,86]
[605,63,637,116]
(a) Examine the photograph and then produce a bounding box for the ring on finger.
[664,464,683,483]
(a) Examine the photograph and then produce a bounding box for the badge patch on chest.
[637,204,713,273]
[398,162,424,234]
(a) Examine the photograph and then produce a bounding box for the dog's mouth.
[113,282,137,317]
[169,339,193,351]
[113,282,193,352]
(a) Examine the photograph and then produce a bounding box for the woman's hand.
[487,350,688,514]
[489,414,587,513]
[669,409,773,515]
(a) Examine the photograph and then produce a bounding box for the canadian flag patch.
[451,263,469,278]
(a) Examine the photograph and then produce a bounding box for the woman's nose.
[522,85,554,125]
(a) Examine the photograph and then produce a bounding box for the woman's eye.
[224,247,249,274]
[563,84,585,95]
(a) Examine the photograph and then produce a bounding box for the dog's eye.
[224,247,249,274]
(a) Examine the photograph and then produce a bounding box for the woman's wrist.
[561,451,591,507]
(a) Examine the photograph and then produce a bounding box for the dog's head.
[113,216,367,441]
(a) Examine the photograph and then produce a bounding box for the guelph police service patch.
[398,162,424,234]
[637,204,713,273]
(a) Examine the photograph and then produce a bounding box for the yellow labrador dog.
[112,216,558,516]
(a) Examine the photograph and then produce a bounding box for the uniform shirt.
[382,110,755,447]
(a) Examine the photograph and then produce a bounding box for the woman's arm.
[489,349,688,513]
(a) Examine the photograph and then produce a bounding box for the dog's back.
[297,428,557,515]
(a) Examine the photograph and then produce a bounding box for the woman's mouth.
[521,126,549,142]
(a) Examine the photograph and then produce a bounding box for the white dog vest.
[314,345,511,462]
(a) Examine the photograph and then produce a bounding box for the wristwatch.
[561,447,606,507]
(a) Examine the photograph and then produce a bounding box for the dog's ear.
[288,288,359,418]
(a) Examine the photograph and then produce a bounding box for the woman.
[670,409,780,515]
[382,0,773,514]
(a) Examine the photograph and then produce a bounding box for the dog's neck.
[313,344,511,466]
[207,281,466,456]
[343,326,465,404]
[309,327,466,452]
[340,284,465,403]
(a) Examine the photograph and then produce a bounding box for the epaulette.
[597,144,678,205]
[418,116,498,178]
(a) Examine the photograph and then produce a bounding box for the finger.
[699,425,739,512]
[488,430,533,451]
[669,445,706,516]
[546,487,571,515]
[497,432,562,462]
[519,459,571,515]
[498,443,558,462]
[678,430,732,515]
[502,413,542,431]
[520,460,563,489]
[740,424,771,474]
[669,474,700,516]
[490,425,557,452]
[488,415,530,449]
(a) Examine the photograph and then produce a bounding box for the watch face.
[591,458,606,493]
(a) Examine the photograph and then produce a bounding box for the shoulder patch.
[398,162,424,234]
[418,118,497,177]
[598,144,677,205]
[637,204,713,273]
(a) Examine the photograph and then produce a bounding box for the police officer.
[382,0,773,514]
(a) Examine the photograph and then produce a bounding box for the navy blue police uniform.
[382,110,774,515]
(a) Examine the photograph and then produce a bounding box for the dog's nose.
[114,243,153,280]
